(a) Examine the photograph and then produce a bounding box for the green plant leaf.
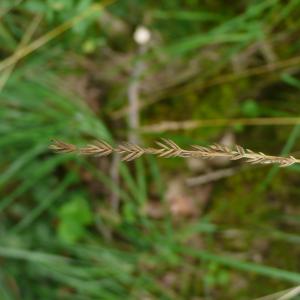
[58,196,93,244]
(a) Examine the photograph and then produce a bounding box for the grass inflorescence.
[50,139,300,167]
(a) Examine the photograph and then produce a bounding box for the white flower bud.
[133,26,151,45]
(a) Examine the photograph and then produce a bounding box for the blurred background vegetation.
[1,0,300,299]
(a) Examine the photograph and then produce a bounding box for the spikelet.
[80,140,113,157]
[49,139,77,153]
[116,142,145,161]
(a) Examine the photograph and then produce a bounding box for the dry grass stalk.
[0,1,114,73]
[140,117,300,133]
[49,139,300,167]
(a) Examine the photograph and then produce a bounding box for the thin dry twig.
[186,167,238,186]
[110,153,121,212]
[49,139,300,167]
[127,47,146,143]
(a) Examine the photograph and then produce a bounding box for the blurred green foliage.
[58,195,93,244]
[1,0,300,299]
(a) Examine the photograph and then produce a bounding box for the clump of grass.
[50,139,300,167]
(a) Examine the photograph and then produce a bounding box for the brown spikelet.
[190,144,232,159]
[49,139,77,153]
[49,139,300,167]
[116,142,145,161]
[80,140,113,157]
[155,138,184,158]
